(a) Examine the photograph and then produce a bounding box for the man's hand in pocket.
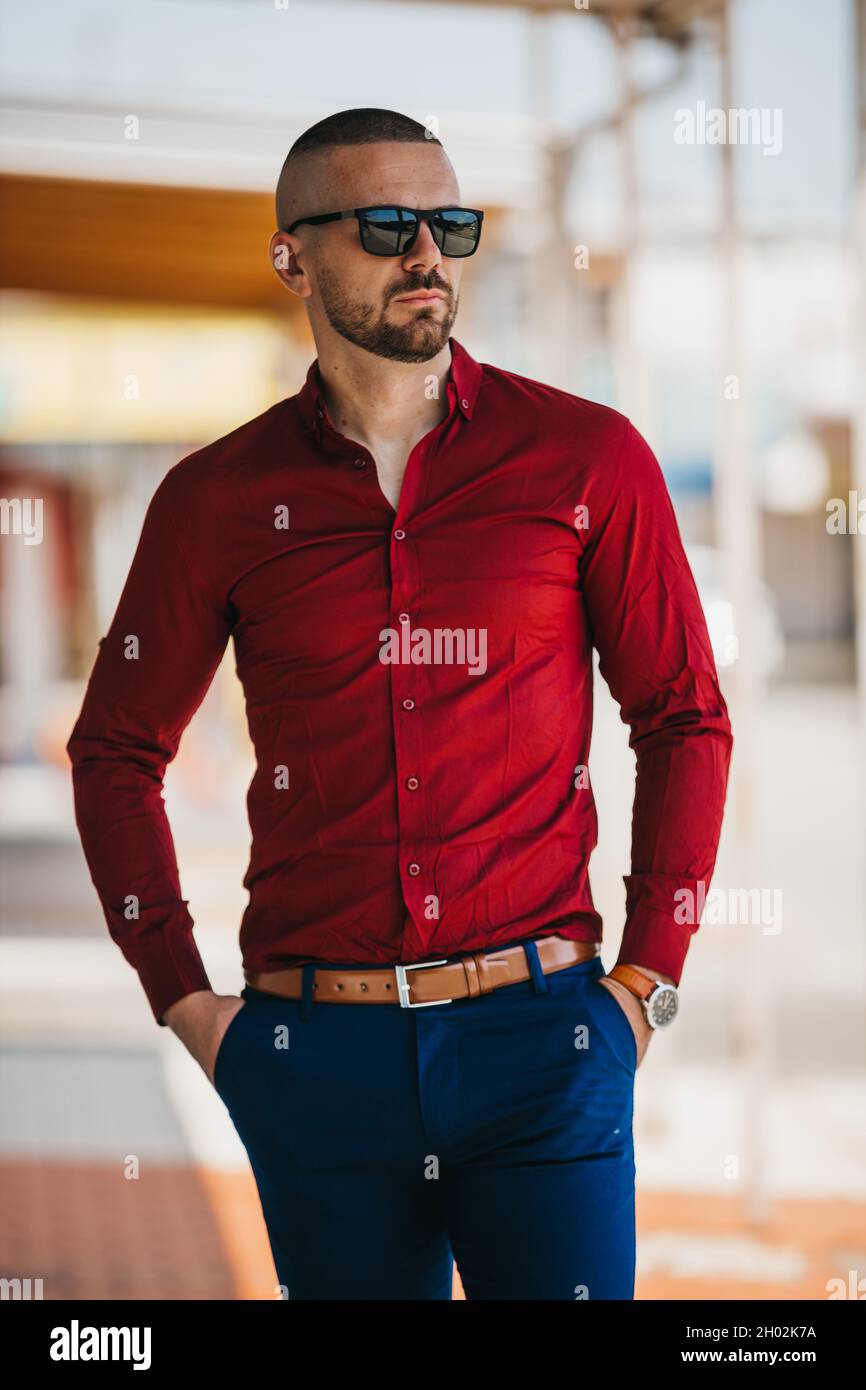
[162,991,247,1086]
[598,963,677,1069]
[598,976,653,1068]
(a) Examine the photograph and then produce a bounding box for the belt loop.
[523,939,549,994]
[299,963,316,1021]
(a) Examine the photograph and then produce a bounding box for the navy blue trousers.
[213,946,637,1300]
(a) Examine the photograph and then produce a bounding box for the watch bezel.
[644,982,679,1029]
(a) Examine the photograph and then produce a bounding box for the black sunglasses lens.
[358,207,482,256]
[359,207,419,256]
[435,210,482,257]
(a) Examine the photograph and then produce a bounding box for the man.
[67,107,733,1300]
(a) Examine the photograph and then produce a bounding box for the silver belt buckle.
[395,959,453,1008]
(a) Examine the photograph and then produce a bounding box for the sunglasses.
[284,205,484,258]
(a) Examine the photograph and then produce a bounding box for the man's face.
[273,142,467,364]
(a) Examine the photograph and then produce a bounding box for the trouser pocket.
[588,975,638,1072]
[212,998,252,1094]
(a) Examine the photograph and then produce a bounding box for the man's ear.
[269,231,310,298]
[269,231,293,279]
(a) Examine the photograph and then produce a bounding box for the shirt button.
[461,398,470,409]
[393,528,406,540]
[352,457,367,470]
[408,863,421,876]
[398,612,410,624]
[402,698,415,711]
[406,776,420,790]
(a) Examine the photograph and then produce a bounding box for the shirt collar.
[295,335,483,442]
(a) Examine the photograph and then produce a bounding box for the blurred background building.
[1,0,865,1300]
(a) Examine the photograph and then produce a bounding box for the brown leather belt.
[243,935,600,1007]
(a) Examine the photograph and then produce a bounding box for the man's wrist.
[616,961,677,988]
[162,988,218,1032]
[610,962,681,1032]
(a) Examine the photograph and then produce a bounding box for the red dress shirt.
[67,337,733,1023]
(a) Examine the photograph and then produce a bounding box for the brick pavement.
[3,1157,861,1301]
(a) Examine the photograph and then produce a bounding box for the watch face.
[648,984,679,1029]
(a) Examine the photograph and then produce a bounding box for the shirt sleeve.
[579,416,734,984]
[66,463,235,1024]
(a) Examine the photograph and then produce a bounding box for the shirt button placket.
[389,511,429,934]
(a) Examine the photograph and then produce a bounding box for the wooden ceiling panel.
[0,174,297,312]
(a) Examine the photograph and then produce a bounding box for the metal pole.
[852,0,866,1035]
[525,10,571,387]
[610,16,644,422]
[714,0,771,1226]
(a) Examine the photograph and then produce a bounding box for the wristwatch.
[607,964,679,1030]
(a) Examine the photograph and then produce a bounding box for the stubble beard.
[316,265,458,363]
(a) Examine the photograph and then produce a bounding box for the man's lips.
[393,290,445,303]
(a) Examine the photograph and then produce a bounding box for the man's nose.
[401,217,443,273]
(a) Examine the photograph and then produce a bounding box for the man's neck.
[314,340,453,455]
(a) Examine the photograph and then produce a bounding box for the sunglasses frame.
[283,204,485,257]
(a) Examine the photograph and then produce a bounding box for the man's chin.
[368,321,453,364]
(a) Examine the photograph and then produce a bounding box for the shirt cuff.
[108,904,214,1025]
[615,872,706,986]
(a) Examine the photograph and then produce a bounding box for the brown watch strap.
[607,964,659,1002]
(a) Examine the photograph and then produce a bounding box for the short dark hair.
[275,108,442,229]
